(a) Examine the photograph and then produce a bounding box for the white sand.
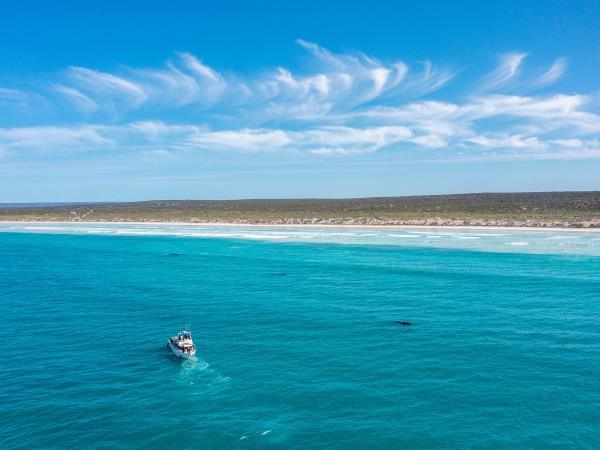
[1,220,599,233]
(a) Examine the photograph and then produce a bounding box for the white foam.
[2,223,600,255]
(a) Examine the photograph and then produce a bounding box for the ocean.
[1,224,599,449]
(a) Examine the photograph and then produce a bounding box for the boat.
[167,327,197,359]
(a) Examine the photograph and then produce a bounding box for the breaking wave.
[1,223,600,256]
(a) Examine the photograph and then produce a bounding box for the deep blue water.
[1,231,599,449]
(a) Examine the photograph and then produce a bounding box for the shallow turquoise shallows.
[1,230,599,449]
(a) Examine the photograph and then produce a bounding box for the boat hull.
[167,340,196,359]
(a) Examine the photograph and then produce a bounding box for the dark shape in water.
[165,253,183,257]
[395,321,412,326]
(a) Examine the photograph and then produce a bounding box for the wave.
[1,223,600,256]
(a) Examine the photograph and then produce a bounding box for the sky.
[1,0,600,202]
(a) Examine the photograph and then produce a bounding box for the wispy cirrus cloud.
[0,125,114,153]
[2,88,600,159]
[131,53,228,107]
[0,41,598,161]
[66,66,148,108]
[481,52,528,91]
[39,40,455,121]
[402,60,457,97]
[0,122,412,156]
[0,86,52,116]
[533,57,567,88]
[294,39,413,103]
[52,85,98,114]
[0,87,30,106]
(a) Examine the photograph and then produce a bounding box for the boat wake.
[176,358,231,393]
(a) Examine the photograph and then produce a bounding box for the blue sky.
[1,0,600,202]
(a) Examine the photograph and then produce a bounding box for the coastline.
[2,220,600,234]
[2,193,598,231]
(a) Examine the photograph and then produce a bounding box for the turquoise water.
[1,227,599,449]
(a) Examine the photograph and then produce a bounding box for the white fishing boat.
[167,327,196,359]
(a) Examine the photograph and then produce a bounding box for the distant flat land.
[1,192,600,228]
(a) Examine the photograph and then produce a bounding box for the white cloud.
[66,66,148,106]
[465,134,548,151]
[402,60,456,96]
[245,40,415,116]
[0,125,113,153]
[481,52,528,90]
[133,64,201,107]
[342,93,600,135]
[0,123,412,156]
[300,125,412,155]
[186,128,292,152]
[0,87,29,106]
[550,138,584,148]
[0,42,599,162]
[1,116,600,161]
[409,134,448,149]
[178,52,222,83]
[0,43,452,123]
[53,85,98,113]
[534,57,567,87]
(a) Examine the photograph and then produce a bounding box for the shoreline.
[2,220,600,234]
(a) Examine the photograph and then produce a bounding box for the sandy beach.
[2,220,600,233]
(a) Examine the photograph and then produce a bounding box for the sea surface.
[1,224,599,449]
